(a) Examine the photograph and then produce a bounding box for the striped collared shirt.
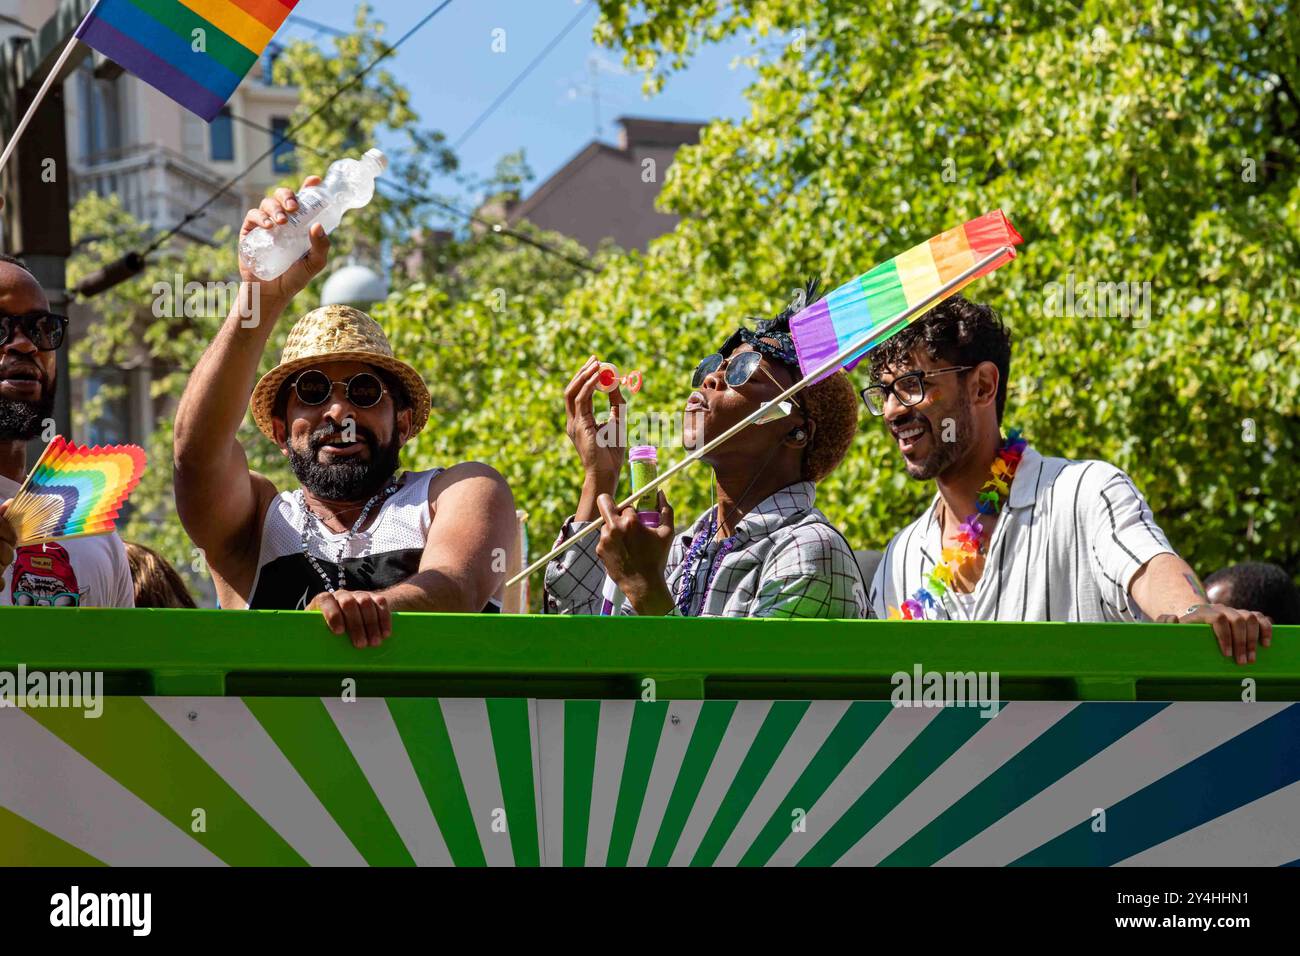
[868,449,1174,621]
[545,481,868,618]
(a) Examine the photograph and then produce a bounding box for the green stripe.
[860,259,909,322]
[691,701,810,867]
[562,700,600,867]
[245,698,412,866]
[124,0,258,74]
[797,707,989,866]
[486,698,540,866]
[31,699,304,865]
[0,804,105,866]
[606,701,668,866]
[647,700,737,866]
[741,702,891,866]
[881,703,1166,866]
[386,699,485,866]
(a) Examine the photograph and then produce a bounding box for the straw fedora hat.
[250,304,431,442]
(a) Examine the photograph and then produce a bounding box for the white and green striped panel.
[2,699,1297,866]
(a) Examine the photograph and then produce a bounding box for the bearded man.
[173,177,515,647]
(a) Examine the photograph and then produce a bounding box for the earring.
[791,428,807,442]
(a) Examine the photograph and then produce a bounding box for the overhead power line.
[139,0,457,258]
[452,1,595,151]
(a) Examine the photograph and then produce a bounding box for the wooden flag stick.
[506,244,1015,589]
[0,35,82,176]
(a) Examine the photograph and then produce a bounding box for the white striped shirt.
[868,449,1174,622]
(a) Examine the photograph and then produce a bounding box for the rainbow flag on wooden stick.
[75,0,299,121]
[789,210,1024,379]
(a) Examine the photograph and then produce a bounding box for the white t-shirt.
[0,473,134,608]
[870,450,1174,622]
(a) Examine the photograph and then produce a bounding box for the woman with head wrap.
[545,281,866,618]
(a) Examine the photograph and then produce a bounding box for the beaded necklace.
[297,475,402,594]
[888,429,1028,620]
[673,512,740,616]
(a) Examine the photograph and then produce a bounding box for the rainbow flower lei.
[888,429,1029,620]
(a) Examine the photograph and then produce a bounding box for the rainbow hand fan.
[789,210,1024,379]
[3,437,146,547]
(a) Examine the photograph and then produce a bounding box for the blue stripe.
[90,0,244,99]
[881,702,1167,866]
[1013,704,1300,866]
[825,277,873,348]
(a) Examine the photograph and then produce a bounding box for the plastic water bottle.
[239,148,387,280]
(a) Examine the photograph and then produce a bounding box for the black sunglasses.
[0,311,69,351]
[859,366,972,416]
[290,369,388,409]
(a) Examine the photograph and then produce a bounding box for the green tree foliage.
[68,0,1300,606]
[570,0,1300,578]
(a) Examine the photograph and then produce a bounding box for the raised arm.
[172,177,330,570]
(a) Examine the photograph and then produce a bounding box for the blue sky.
[284,1,754,210]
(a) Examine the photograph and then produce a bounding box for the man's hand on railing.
[0,500,14,577]
[1155,604,1273,666]
[307,589,392,649]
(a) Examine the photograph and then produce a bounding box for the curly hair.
[1205,562,1300,625]
[867,294,1013,422]
[799,369,859,483]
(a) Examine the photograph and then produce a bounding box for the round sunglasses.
[289,370,388,409]
[1,311,69,351]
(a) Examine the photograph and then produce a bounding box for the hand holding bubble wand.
[593,363,647,615]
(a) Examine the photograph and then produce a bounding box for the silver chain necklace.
[297,475,401,593]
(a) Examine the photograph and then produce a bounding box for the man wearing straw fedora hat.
[174,177,516,648]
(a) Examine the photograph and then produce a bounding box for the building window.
[77,65,122,163]
[210,108,234,162]
[261,42,284,85]
[271,117,294,173]
[82,368,131,446]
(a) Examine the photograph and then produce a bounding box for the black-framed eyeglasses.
[859,366,972,416]
[0,311,69,351]
[290,369,388,409]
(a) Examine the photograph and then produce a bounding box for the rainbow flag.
[75,0,299,121]
[789,210,1024,378]
[5,437,147,546]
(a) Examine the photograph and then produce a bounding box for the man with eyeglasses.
[864,294,1274,665]
[173,177,516,647]
[545,283,867,618]
[0,254,134,608]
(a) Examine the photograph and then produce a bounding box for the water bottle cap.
[363,148,388,173]
[629,445,657,463]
